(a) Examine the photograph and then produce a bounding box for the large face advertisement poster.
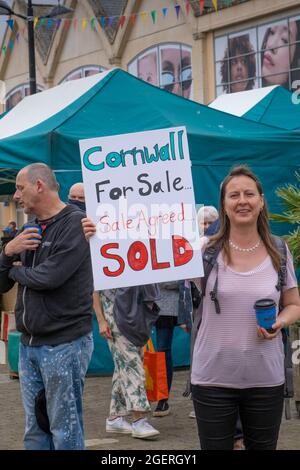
[215,15,300,95]
[128,44,193,99]
[215,29,258,96]
[258,17,300,89]
[79,127,203,290]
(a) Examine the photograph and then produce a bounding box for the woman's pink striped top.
[191,246,297,388]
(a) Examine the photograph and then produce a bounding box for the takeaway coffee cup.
[23,223,42,240]
[254,298,276,333]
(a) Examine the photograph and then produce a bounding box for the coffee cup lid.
[254,298,275,309]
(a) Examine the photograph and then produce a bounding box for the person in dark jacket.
[0,163,94,450]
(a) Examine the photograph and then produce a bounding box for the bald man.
[0,164,93,450]
[68,182,86,211]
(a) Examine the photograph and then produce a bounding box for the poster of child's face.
[137,49,158,86]
[159,45,192,98]
[215,29,257,94]
[259,17,300,88]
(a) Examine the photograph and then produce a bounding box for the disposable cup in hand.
[23,223,42,240]
[254,298,276,333]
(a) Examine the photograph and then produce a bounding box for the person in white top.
[191,165,300,450]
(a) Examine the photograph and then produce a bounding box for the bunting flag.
[99,16,106,29]
[9,39,13,49]
[16,32,20,42]
[130,14,136,26]
[90,17,96,30]
[82,18,87,31]
[212,0,218,11]
[175,4,181,19]
[185,1,190,15]
[0,0,235,47]
[199,0,205,15]
[151,10,157,24]
[6,19,14,31]
[140,11,148,23]
[2,45,6,56]
[64,19,71,30]
[162,7,168,18]
[119,15,126,28]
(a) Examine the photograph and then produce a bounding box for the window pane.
[160,45,192,98]
[136,49,158,86]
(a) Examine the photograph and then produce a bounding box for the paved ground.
[0,365,300,450]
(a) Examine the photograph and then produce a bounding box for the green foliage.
[270,172,300,269]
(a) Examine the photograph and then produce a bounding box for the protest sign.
[79,126,203,289]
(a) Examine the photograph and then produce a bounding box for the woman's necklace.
[229,238,261,253]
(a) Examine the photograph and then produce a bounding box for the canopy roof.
[0,68,299,223]
[209,85,300,130]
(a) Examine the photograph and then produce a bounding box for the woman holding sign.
[190,165,300,450]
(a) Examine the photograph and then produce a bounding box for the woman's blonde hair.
[210,165,281,271]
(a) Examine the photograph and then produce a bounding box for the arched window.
[6,84,43,111]
[60,65,106,83]
[128,44,193,99]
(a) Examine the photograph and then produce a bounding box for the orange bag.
[144,339,169,402]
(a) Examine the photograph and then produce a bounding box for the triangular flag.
[82,18,88,31]
[16,32,20,42]
[99,16,106,29]
[40,18,45,26]
[130,14,136,26]
[64,19,71,30]
[186,1,190,15]
[56,18,62,29]
[90,17,95,30]
[119,15,126,28]
[47,18,54,28]
[9,39,13,49]
[199,0,205,15]
[108,16,114,27]
[162,7,168,18]
[140,12,148,23]
[6,19,14,31]
[151,10,157,24]
[212,0,218,11]
[33,17,38,29]
[175,4,181,19]
[2,45,6,56]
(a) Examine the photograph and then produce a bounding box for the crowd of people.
[0,162,299,451]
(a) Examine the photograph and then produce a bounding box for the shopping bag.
[144,339,168,402]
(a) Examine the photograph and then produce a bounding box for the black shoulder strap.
[272,235,287,293]
[201,242,222,296]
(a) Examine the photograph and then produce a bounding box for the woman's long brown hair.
[210,165,281,271]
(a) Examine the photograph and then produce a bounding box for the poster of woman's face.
[215,29,257,94]
[159,45,192,98]
[128,44,192,99]
[259,17,300,89]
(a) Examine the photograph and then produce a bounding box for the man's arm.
[0,252,16,293]
[0,226,42,293]
[9,214,89,290]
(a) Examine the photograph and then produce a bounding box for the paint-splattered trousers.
[19,332,93,450]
